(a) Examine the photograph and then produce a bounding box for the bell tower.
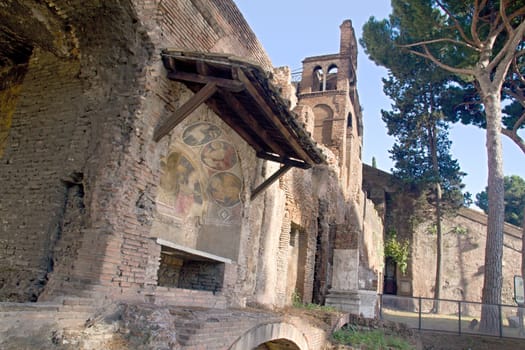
[295,20,362,198]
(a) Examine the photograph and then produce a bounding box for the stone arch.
[312,66,324,92]
[326,64,338,90]
[229,322,309,350]
[313,104,333,145]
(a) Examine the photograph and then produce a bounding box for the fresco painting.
[182,122,221,146]
[207,172,242,208]
[158,122,243,224]
[201,140,238,171]
[158,152,204,219]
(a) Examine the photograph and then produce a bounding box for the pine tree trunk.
[428,115,443,314]
[479,91,505,334]
[518,208,525,335]
[432,183,443,314]
[520,207,525,334]
[522,207,525,281]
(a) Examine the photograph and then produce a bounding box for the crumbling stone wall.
[0,1,383,322]
[0,0,273,302]
[0,50,88,301]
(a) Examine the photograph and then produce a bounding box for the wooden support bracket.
[251,164,292,200]
[153,82,218,142]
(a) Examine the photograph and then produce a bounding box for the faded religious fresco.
[183,122,221,146]
[201,141,237,170]
[157,122,243,225]
[157,152,204,219]
[207,172,242,207]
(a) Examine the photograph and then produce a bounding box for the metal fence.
[379,294,525,339]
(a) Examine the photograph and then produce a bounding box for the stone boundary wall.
[412,207,522,306]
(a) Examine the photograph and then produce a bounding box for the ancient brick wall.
[0,0,380,321]
[0,50,87,301]
[0,0,272,302]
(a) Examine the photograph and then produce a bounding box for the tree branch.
[501,128,525,154]
[507,4,525,24]
[407,45,474,76]
[400,38,480,51]
[436,0,477,47]
[503,87,525,106]
[489,20,525,85]
[471,0,486,46]
[513,112,525,134]
[500,0,514,34]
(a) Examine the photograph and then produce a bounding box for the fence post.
[499,304,503,337]
[379,294,383,320]
[458,301,462,335]
[418,296,422,330]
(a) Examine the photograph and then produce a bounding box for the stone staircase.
[0,297,98,336]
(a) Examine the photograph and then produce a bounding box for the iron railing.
[379,294,525,339]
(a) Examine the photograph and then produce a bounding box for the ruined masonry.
[0,0,384,349]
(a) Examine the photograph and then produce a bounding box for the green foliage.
[363,9,468,210]
[427,224,437,235]
[452,225,468,235]
[291,291,302,307]
[332,325,414,350]
[476,175,525,227]
[361,0,525,331]
[291,291,336,312]
[361,0,525,155]
[384,231,410,275]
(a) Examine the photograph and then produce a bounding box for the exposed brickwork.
[0,1,387,348]
[0,50,86,301]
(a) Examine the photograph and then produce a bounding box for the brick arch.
[326,64,338,90]
[312,66,324,92]
[228,322,309,350]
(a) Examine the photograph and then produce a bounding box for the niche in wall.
[157,239,230,292]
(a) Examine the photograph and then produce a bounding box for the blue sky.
[233,0,525,199]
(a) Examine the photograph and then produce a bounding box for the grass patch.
[333,325,415,350]
[292,292,336,312]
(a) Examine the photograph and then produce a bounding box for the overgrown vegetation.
[291,292,336,312]
[384,231,410,275]
[332,325,415,350]
[476,175,525,227]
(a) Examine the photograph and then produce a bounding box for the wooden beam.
[251,164,292,200]
[256,152,311,169]
[204,95,266,155]
[167,71,244,92]
[234,67,314,165]
[218,90,289,157]
[153,82,217,142]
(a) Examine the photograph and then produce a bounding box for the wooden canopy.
[156,50,325,170]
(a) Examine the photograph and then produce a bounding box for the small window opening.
[312,66,324,92]
[326,65,338,90]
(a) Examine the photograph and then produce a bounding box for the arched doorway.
[228,322,308,350]
[254,339,301,349]
[384,256,397,295]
